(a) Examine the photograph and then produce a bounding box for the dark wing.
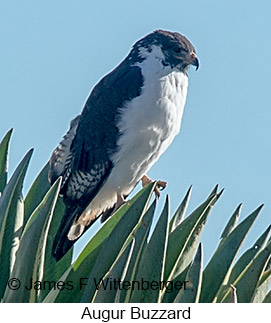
[50,60,143,260]
[48,115,81,188]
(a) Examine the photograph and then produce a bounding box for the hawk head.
[129,29,199,72]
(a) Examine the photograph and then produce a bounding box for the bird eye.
[173,47,181,54]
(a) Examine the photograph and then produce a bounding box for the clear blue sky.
[1,0,270,263]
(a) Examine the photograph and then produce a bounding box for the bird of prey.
[49,29,199,261]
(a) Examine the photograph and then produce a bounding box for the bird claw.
[156,180,167,190]
[141,175,167,198]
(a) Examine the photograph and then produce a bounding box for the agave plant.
[0,129,271,303]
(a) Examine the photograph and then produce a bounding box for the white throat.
[135,45,173,79]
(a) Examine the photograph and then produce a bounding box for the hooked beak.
[190,52,199,70]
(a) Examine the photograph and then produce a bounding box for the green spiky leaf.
[80,184,156,303]
[44,183,155,303]
[220,204,242,241]
[2,177,61,303]
[0,129,13,193]
[222,240,271,303]
[0,149,33,300]
[130,196,170,303]
[200,205,263,303]
[252,268,271,303]
[229,225,271,285]
[172,190,222,282]
[24,162,51,228]
[39,196,73,301]
[174,243,203,303]
[93,239,135,303]
[119,200,157,303]
[164,189,218,283]
[169,185,192,232]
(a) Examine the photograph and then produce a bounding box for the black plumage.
[49,61,143,260]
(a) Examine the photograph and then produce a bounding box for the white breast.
[111,46,188,193]
[85,46,188,214]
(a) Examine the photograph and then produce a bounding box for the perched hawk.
[49,30,199,261]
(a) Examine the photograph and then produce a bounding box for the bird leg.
[101,193,126,223]
[141,174,167,198]
[114,193,126,211]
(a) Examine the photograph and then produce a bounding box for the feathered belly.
[109,70,188,194]
[110,125,174,193]
[85,70,188,214]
